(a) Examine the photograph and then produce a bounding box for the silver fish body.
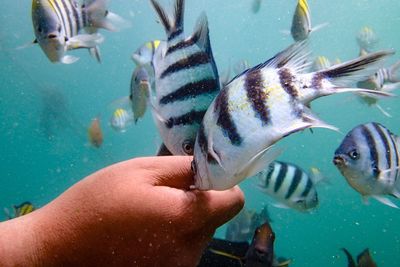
[110,108,133,132]
[130,66,151,123]
[150,0,220,155]
[257,161,319,212]
[290,0,311,41]
[192,41,393,191]
[333,122,400,208]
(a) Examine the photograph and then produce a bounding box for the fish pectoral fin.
[60,55,80,64]
[371,195,399,209]
[311,22,329,34]
[66,34,104,50]
[89,46,102,63]
[235,146,282,181]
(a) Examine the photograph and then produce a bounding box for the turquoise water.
[1,0,400,266]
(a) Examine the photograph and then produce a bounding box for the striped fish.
[257,161,320,212]
[31,0,123,64]
[149,0,220,155]
[130,66,151,123]
[334,122,400,209]
[110,108,133,132]
[290,0,327,41]
[312,56,331,71]
[131,40,164,67]
[191,41,394,191]
[356,26,379,53]
[4,202,35,220]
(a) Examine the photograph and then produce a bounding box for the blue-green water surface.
[1,1,400,266]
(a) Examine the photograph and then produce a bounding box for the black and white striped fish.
[333,122,400,209]
[149,0,220,155]
[191,41,393,191]
[257,161,321,212]
[32,0,124,64]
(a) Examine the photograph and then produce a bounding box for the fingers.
[130,156,195,189]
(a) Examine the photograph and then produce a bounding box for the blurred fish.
[130,66,151,123]
[333,122,400,209]
[110,108,133,132]
[88,117,103,147]
[356,60,400,116]
[341,248,377,267]
[251,0,263,14]
[245,222,275,267]
[357,27,379,53]
[149,0,220,155]
[226,206,272,242]
[4,202,35,220]
[31,0,124,63]
[131,40,164,67]
[191,41,393,191]
[312,56,331,71]
[290,0,327,41]
[233,60,251,76]
[257,161,322,211]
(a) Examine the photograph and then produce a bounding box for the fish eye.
[48,34,57,39]
[182,140,194,155]
[348,149,360,160]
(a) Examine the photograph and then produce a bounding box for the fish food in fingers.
[191,40,393,191]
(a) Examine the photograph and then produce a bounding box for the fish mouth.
[333,155,345,166]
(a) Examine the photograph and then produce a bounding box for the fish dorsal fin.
[234,146,282,182]
[191,12,210,52]
[260,40,311,72]
[150,0,184,38]
[341,248,356,267]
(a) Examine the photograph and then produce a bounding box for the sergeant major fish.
[110,108,133,132]
[4,202,35,220]
[257,161,323,212]
[191,41,393,191]
[290,0,327,41]
[149,0,220,155]
[333,122,400,209]
[32,0,123,64]
[357,26,379,53]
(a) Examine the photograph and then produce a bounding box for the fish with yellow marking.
[191,41,393,191]
[4,202,35,220]
[32,0,125,63]
[110,108,133,132]
[312,56,331,71]
[356,26,379,53]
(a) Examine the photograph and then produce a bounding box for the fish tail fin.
[89,46,101,63]
[341,248,356,267]
[83,0,128,32]
[318,50,395,98]
[150,0,185,39]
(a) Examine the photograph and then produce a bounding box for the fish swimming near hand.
[257,161,323,212]
[88,116,103,147]
[191,40,393,191]
[290,0,327,41]
[4,202,35,220]
[341,248,377,267]
[333,122,400,209]
[31,0,124,64]
[357,26,379,53]
[149,0,220,155]
[130,66,151,123]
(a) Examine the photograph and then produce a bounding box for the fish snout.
[333,155,345,166]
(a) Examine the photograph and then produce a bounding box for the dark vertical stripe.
[52,0,69,37]
[372,123,391,171]
[264,163,275,188]
[166,38,196,55]
[245,69,270,126]
[274,163,287,192]
[278,68,298,98]
[300,178,313,197]
[165,109,206,129]
[70,1,81,33]
[168,29,183,41]
[159,78,218,105]
[285,167,303,199]
[361,125,380,178]
[215,89,242,146]
[160,52,210,79]
[59,0,74,37]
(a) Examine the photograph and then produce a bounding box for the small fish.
[31,0,124,64]
[251,0,263,14]
[333,122,400,209]
[149,0,220,155]
[131,40,163,67]
[88,117,103,147]
[356,26,379,53]
[110,108,133,132]
[130,66,151,123]
[341,248,377,267]
[312,56,331,71]
[290,0,327,41]
[257,161,321,212]
[245,222,275,267]
[4,202,35,219]
[191,40,393,191]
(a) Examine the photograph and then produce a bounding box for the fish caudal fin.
[319,50,394,87]
[341,248,356,267]
[83,0,128,32]
[150,0,184,38]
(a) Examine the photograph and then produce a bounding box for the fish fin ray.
[311,22,329,34]
[89,46,101,63]
[150,0,184,37]
[375,104,392,117]
[67,34,104,50]
[192,12,210,52]
[341,248,356,267]
[372,195,399,209]
[302,107,339,132]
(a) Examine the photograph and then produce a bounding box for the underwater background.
[1,0,400,266]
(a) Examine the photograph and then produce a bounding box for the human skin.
[0,156,244,266]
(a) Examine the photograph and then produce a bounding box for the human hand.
[0,156,244,266]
